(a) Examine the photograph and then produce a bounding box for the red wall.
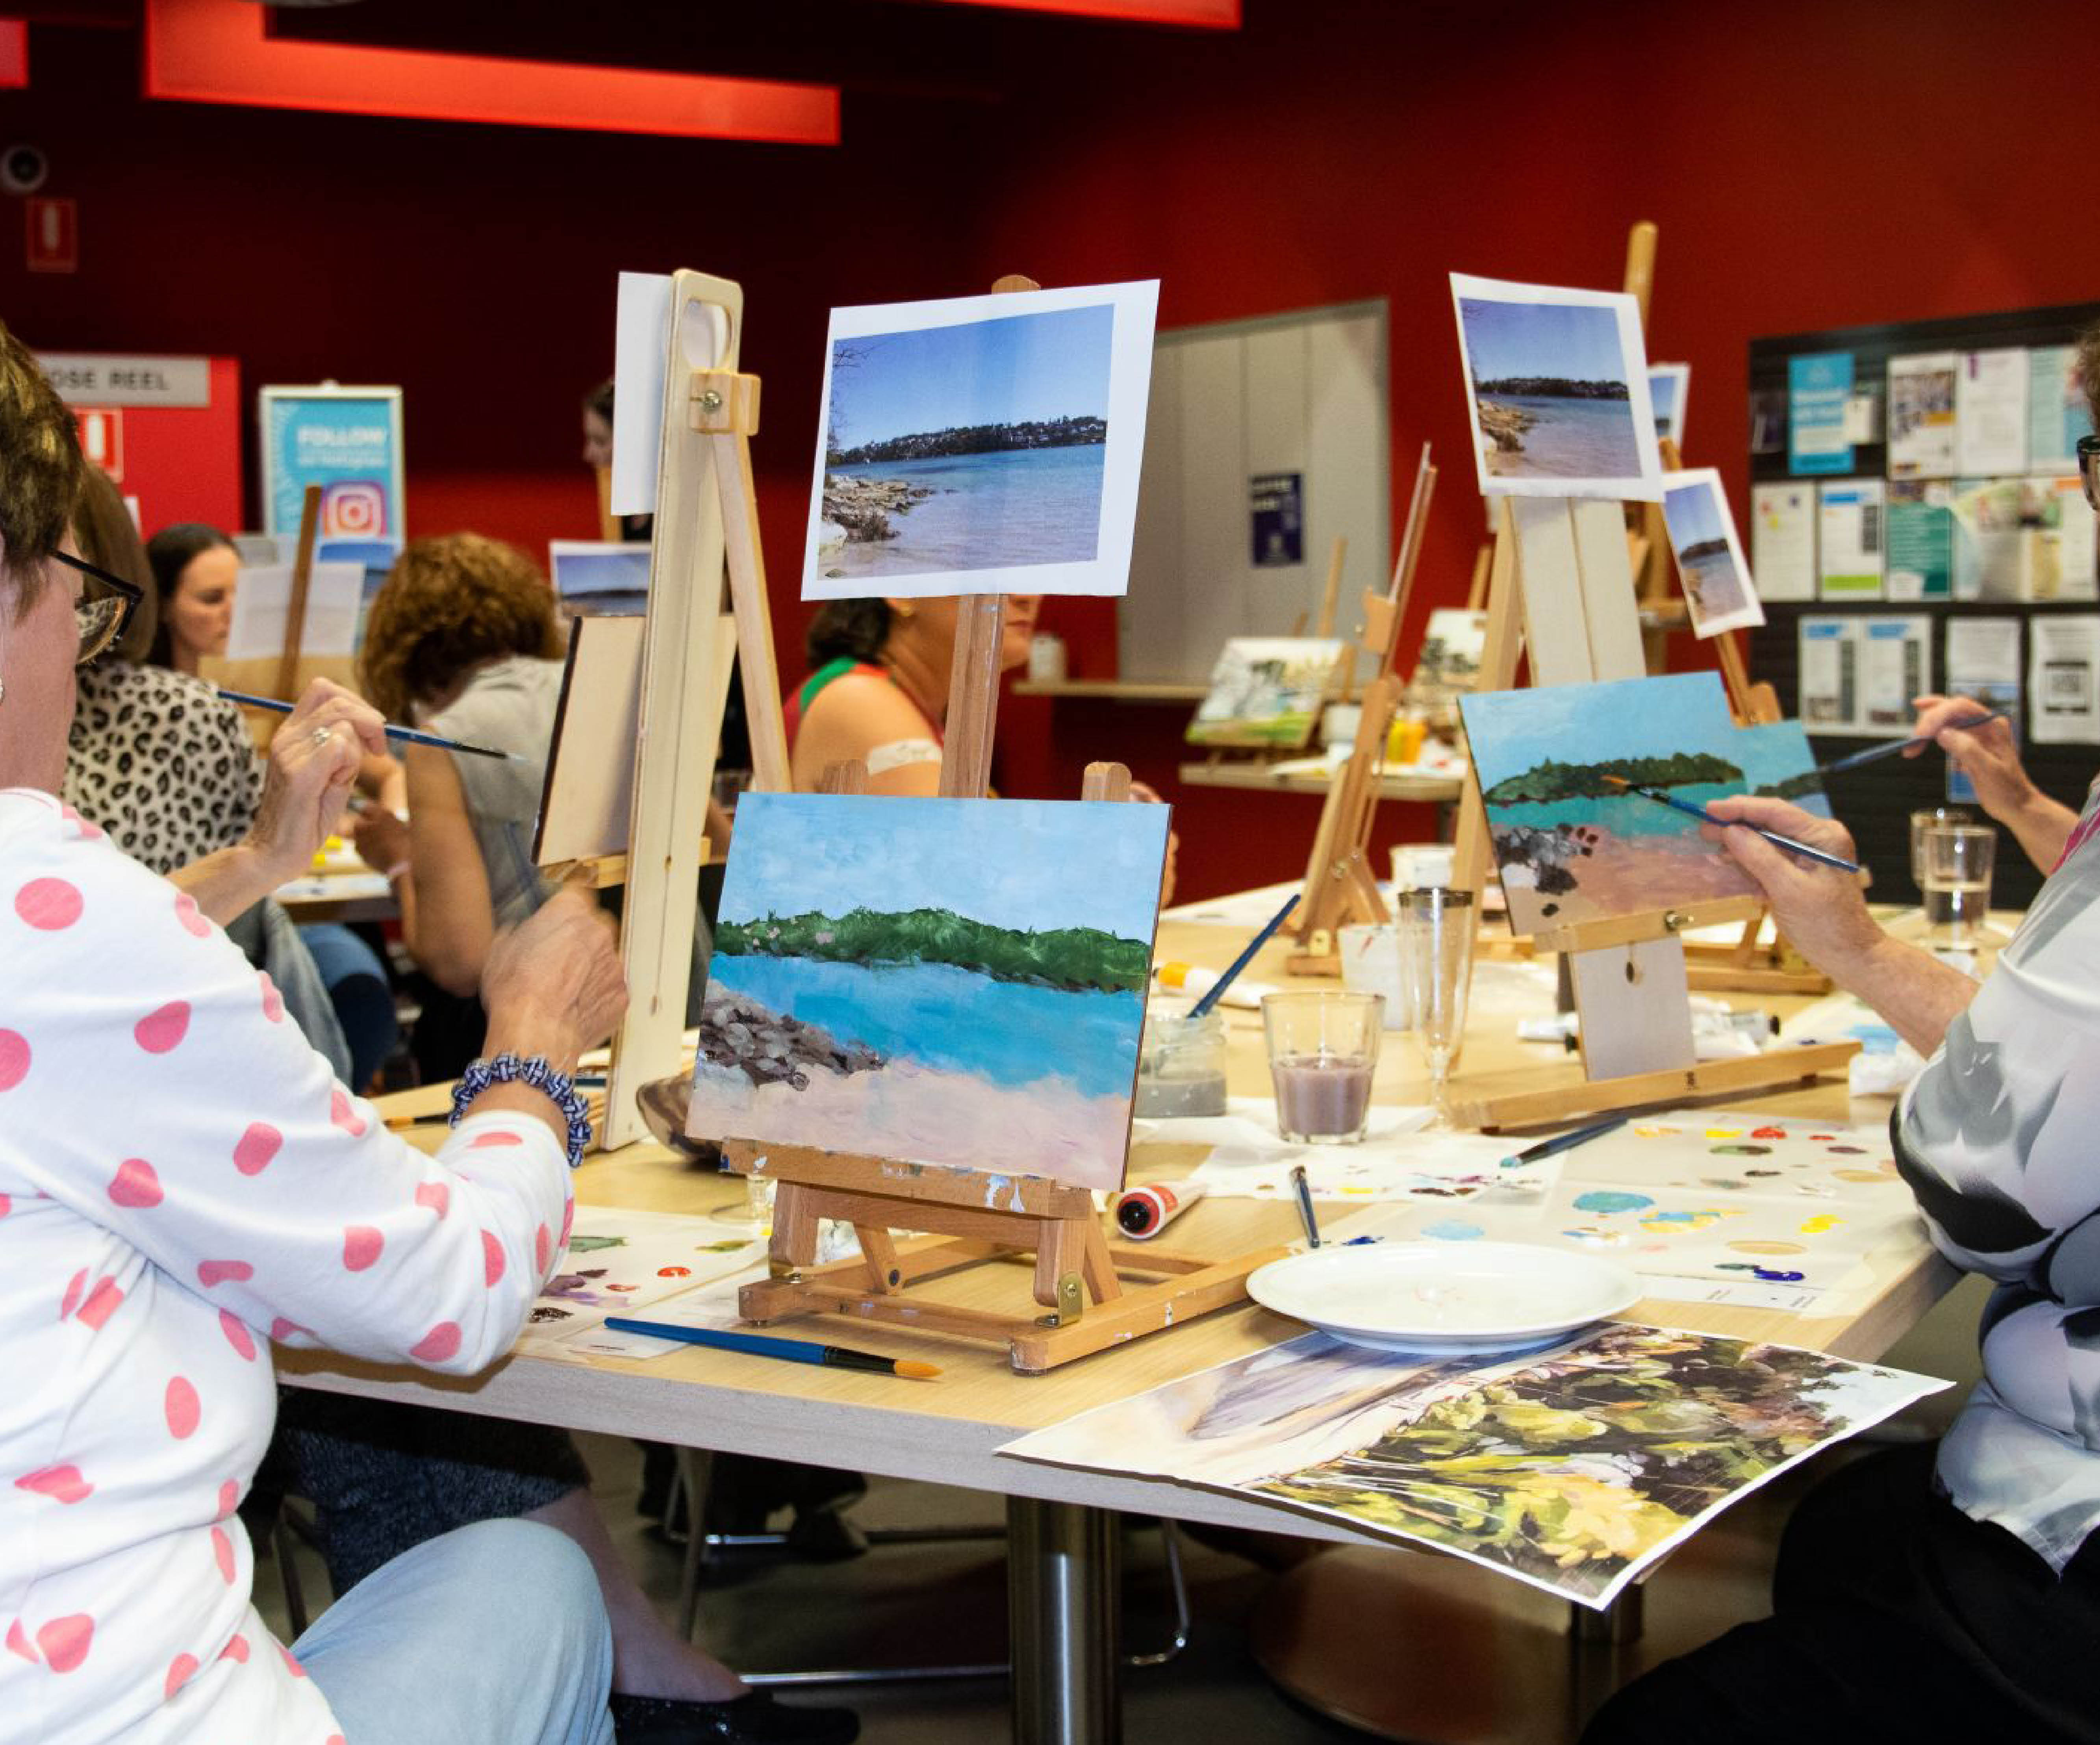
[8,0,2097,899]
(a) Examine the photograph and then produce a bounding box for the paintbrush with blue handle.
[1811,708,2011,778]
[1599,775,1861,875]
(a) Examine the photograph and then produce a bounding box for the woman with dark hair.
[145,520,239,674]
[787,592,1041,794]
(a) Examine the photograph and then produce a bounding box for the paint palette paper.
[803,280,1159,600]
[1461,671,1827,935]
[686,792,1171,1194]
[517,1208,764,1360]
[1154,1100,1530,1202]
[1185,637,1347,748]
[1003,1323,1944,1609]
[1353,1111,1919,1296]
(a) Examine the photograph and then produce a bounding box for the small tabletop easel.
[720,274,1288,1372]
[1287,443,1438,969]
[593,270,792,1150]
[1441,227,1855,1130]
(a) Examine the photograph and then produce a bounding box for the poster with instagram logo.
[259,384,406,541]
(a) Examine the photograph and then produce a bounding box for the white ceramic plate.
[1247,1241,1640,1356]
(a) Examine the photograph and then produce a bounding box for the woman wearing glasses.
[0,324,630,1743]
[1587,325,2100,1743]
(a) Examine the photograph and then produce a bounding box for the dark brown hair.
[144,523,236,669]
[804,598,893,669]
[359,532,563,721]
[0,319,83,611]
[70,465,158,664]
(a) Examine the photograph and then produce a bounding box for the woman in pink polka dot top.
[0,325,630,1743]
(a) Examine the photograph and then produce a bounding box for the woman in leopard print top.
[60,477,260,873]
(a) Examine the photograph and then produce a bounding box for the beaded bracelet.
[450,1053,592,1168]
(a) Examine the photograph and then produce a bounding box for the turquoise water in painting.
[1486,396,1643,479]
[823,446,1106,577]
[706,954,1141,1098]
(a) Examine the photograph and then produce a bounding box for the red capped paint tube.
[1114,1181,1207,1240]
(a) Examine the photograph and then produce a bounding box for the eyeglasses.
[50,549,145,667]
[2081,432,2100,514]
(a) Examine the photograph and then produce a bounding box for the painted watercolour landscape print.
[1186,637,1347,747]
[1005,1326,1939,1609]
[1450,274,1663,502]
[685,794,1171,1194]
[1661,468,1764,638]
[803,280,1158,600]
[1460,673,1828,934]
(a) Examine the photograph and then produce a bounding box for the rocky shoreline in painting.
[697,988,884,1091]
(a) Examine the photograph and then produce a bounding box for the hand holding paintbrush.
[1598,776,1860,874]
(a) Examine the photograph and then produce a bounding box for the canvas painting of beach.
[550,540,652,618]
[1185,636,1346,747]
[1449,274,1663,503]
[1412,608,1490,699]
[684,792,1171,1194]
[1460,671,1803,934]
[1002,1324,1941,1610]
[1661,469,1764,638]
[801,280,1158,601]
[1648,363,1689,447]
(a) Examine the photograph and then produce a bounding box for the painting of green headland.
[1459,293,1647,484]
[687,793,1172,1194]
[1461,673,1773,934]
[813,302,1115,582]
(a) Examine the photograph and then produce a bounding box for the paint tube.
[1153,962,1275,1010]
[1114,1181,1207,1240]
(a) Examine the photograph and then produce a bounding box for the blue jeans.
[297,1519,614,1745]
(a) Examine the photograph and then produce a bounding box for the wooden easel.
[1443,495,1855,1130]
[1287,443,1438,968]
[720,273,1287,1372]
[595,270,792,1150]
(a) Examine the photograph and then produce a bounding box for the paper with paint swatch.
[1343,1111,1920,1297]
[1003,1322,1944,1609]
[517,1208,764,1360]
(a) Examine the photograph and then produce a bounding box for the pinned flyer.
[801,280,1158,600]
[1449,273,1664,503]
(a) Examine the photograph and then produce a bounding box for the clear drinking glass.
[1910,805,1972,892]
[1261,990,1385,1144]
[1921,822,1997,946]
[1397,886,1475,1130]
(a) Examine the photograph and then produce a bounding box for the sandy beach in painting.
[1494,818,1756,931]
[691,1055,1134,1194]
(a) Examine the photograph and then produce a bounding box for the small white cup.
[1027,633,1068,683]
[1391,844,1455,890]
[1339,922,1415,1028]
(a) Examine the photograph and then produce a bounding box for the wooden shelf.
[1177,760,1464,803]
[1010,679,1210,702]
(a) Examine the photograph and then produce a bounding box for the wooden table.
[278,911,1951,1743]
[1177,758,1464,805]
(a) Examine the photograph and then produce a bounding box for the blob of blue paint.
[1753,1267,1807,1282]
[1572,1191,1654,1215]
[1423,1220,1485,1242]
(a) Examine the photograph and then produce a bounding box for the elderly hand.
[245,680,389,883]
[1699,794,1880,978]
[481,885,628,1071]
[1908,694,2031,818]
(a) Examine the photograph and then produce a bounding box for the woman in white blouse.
[0,324,627,1744]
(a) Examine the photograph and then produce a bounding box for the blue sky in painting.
[827,304,1114,450]
[1463,672,1742,783]
[1460,297,1629,386]
[718,794,1169,942]
[1662,477,1731,552]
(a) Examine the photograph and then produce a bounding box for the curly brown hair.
[358,533,563,721]
[2076,321,2100,431]
[0,320,84,611]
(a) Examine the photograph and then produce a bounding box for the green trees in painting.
[1481,752,1742,805]
[715,906,1149,996]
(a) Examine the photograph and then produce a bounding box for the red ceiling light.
[0,20,27,90]
[918,0,1239,23]
[141,0,840,146]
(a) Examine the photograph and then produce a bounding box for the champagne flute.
[1398,886,1475,1131]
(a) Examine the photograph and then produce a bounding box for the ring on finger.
[311,726,333,749]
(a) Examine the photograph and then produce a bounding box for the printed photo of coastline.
[1459,671,1823,934]
[1661,468,1764,638]
[1449,274,1663,502]
[802,280,1158,601]
[684,792,1171,1194]
[1648,363,1689,447]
